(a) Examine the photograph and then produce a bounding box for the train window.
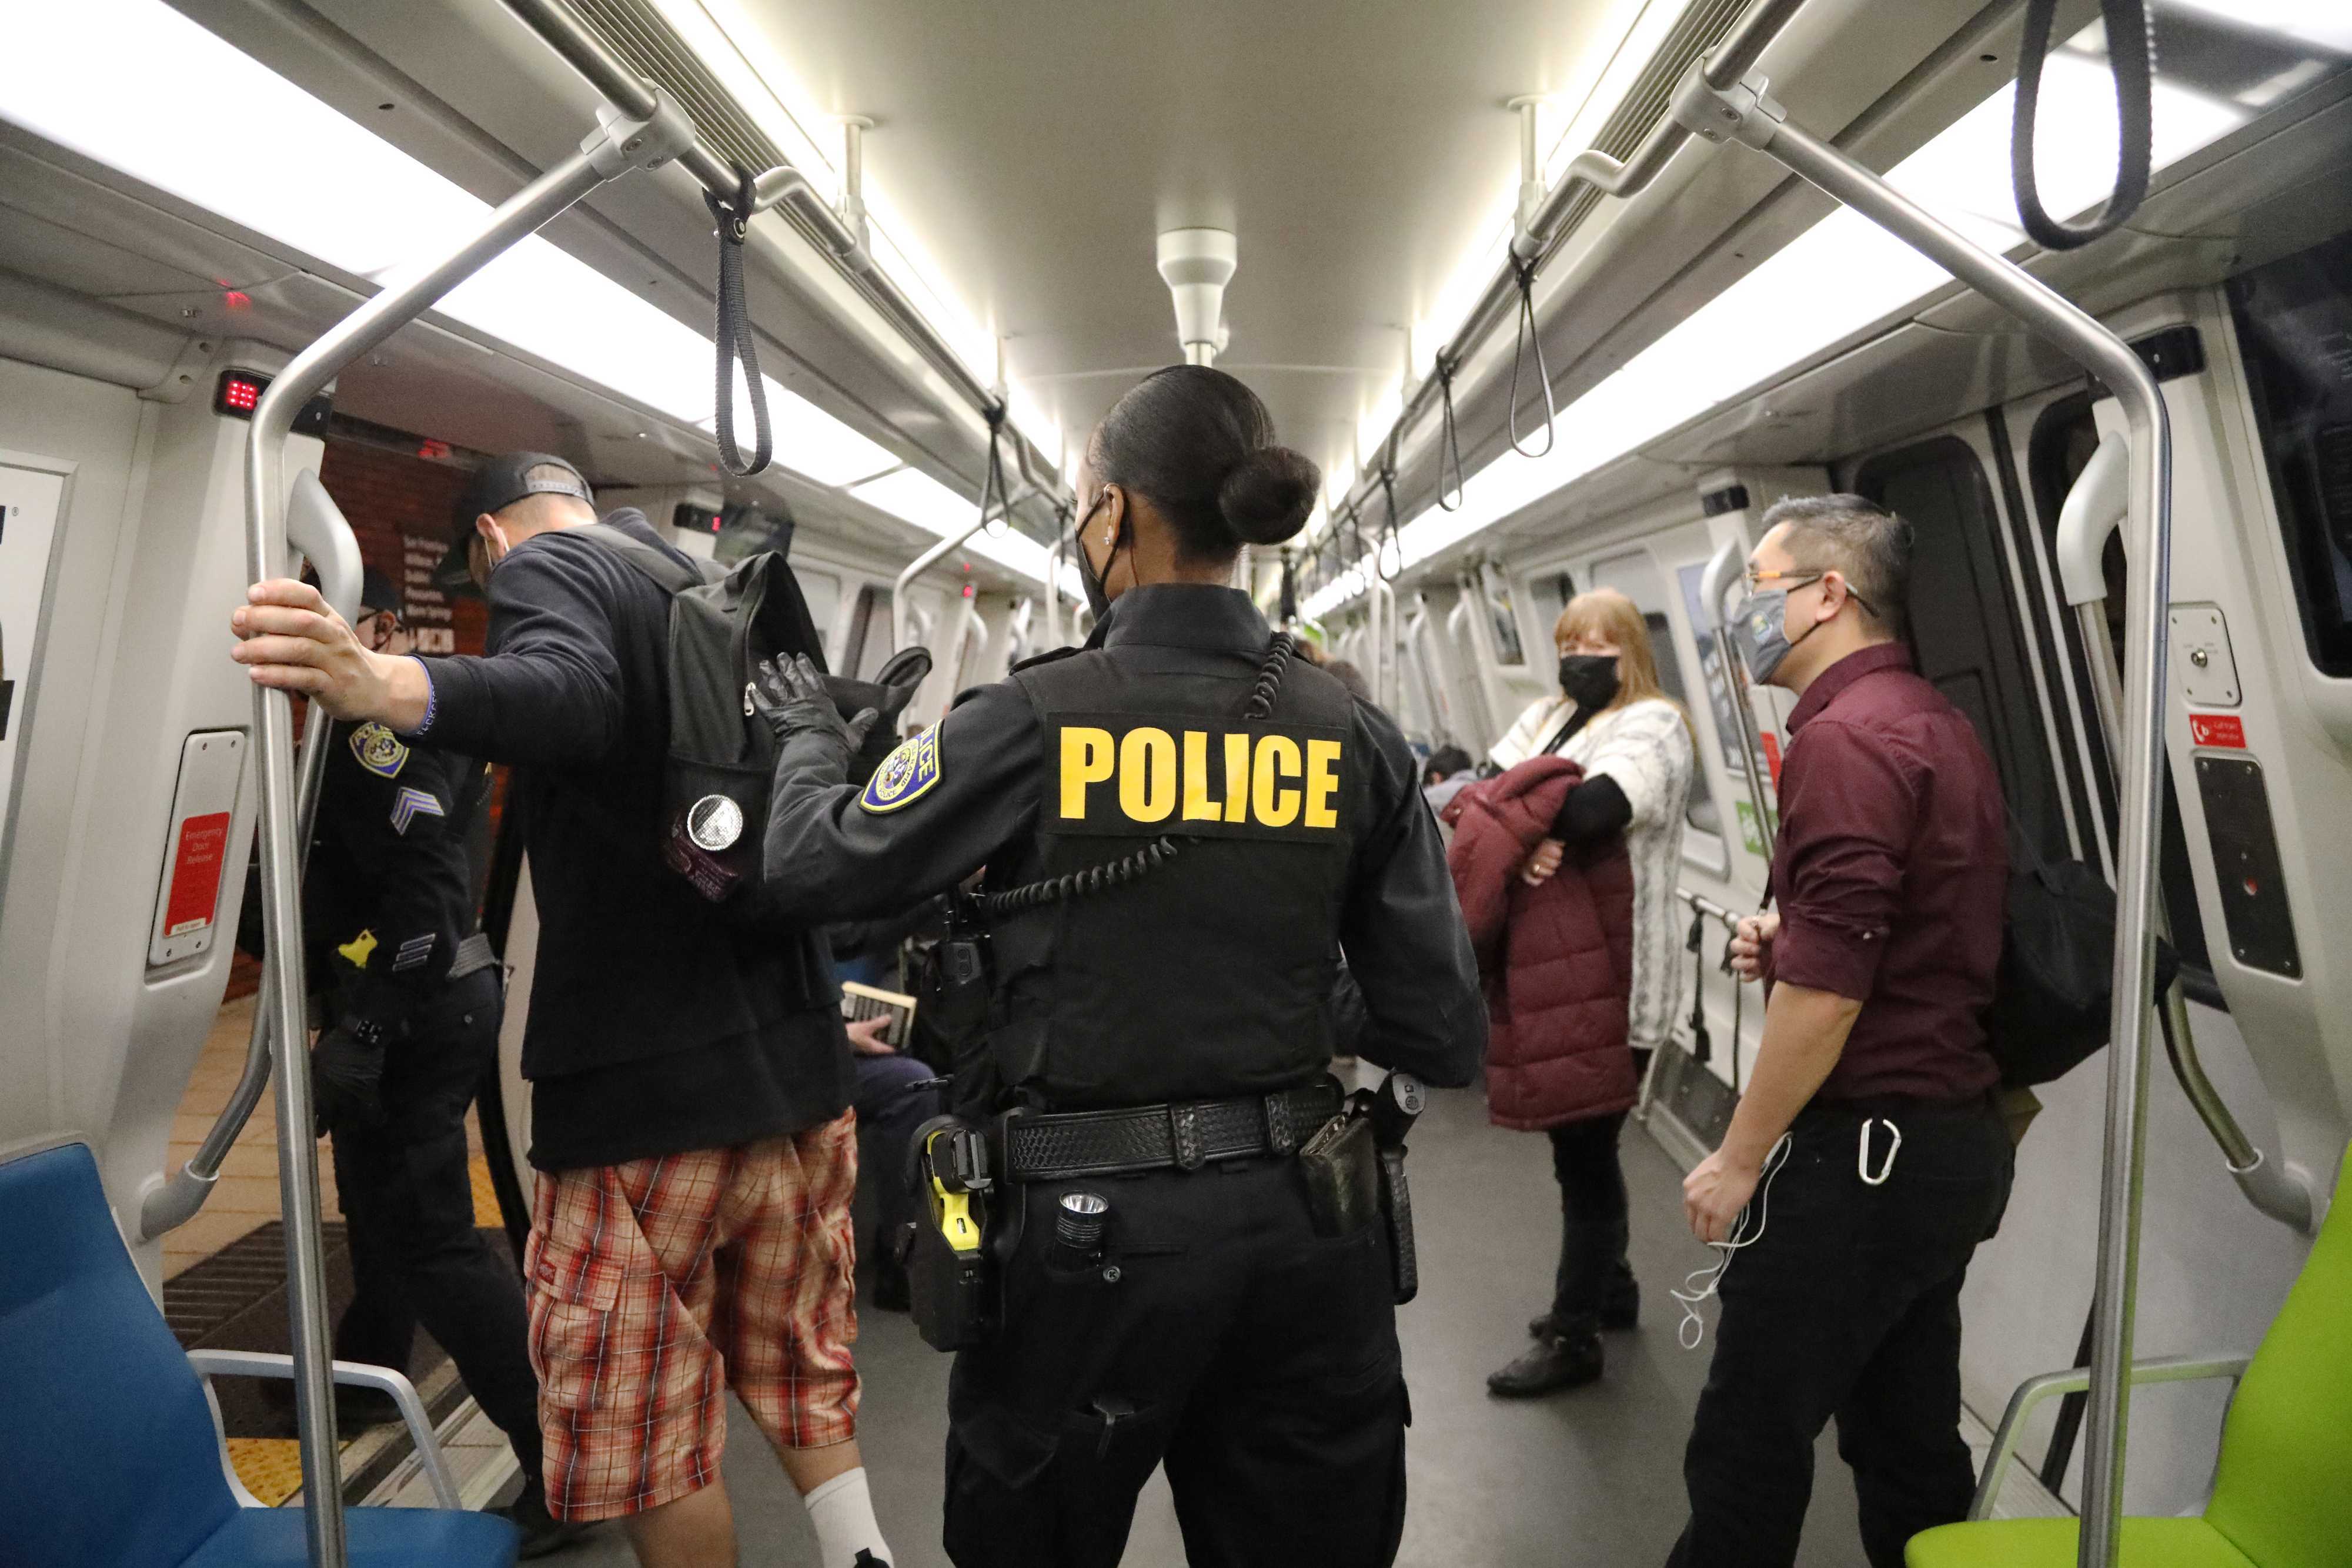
[2028,397,2219,997]
[2227,231,2352,678]
[1855,437,2069,864]
[1478,563,1526,667]
[1638,610,1723,841]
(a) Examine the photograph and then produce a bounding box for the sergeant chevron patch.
[390,786,445,835]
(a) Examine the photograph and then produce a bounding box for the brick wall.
[316,439,487,658]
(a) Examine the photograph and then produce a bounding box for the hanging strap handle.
[705,174,773,477]
[1507,255,1557,459]
[1434,352,1468,512]
[1686,910,1713,1064]
[1375,445,1404,583]
[2010,0,2155,252]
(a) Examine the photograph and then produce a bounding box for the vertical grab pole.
[1682,80,2172,1563]
[240,102,684,1562]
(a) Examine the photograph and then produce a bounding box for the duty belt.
[1004,1081,1344,1181]
[445,931,499,983]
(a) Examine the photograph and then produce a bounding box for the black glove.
[753,654,879,755]
[312,1021,387,1134]
[822,646,934,785]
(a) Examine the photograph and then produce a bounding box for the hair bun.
[1218,446,1321,546]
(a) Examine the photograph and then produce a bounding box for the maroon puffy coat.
[1442,757,1636,1131]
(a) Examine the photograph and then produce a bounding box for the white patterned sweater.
[1489,695,1695,1052]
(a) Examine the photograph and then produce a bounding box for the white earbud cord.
[1671,1132,1795,1350]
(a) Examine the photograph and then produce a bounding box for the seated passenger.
[1420,745,1476,813]
[1444,590,1693,1396]
[232,453,894,1568]
[1673,496,2011,1568]
[830,918,944,1313]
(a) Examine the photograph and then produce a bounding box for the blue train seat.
[0,1138,518,1567]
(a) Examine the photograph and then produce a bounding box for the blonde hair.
[1553,587,1694,740]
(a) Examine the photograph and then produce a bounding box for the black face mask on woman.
[1558,653,1621,711]
[1073,491,1121,620]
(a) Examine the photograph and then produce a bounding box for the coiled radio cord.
[975,633,1298,919]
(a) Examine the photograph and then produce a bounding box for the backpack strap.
[572,521,719,595]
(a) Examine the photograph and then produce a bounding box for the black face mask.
[1558,653,1621,711]
[1074,492,1121,621]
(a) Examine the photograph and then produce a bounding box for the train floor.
[546,1084,1876,1568]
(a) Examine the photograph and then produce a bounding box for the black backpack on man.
[574,524,930,905]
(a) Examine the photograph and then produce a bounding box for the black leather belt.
[1004,1082,1344,1181]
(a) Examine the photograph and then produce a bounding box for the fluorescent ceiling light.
[851,466,1081,597]
[852,466,975,535]
[1306,22,2260,618]
[2166,1,2352,54]
[2,0,1065,588]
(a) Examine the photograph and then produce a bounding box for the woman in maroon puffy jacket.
[1449,590,1693,1396]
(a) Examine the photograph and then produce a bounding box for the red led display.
[218,373,262,413]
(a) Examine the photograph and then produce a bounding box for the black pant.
[1666,1101,2013,1568]
[943,1158,1407,1568]
[1549,1111,1635,1329]
[853,1050,941,1249]
[328,969,543,1483]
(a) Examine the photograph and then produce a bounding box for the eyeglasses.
[1742,567,1824,593]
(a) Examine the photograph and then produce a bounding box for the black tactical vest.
[976,637,1363,1111]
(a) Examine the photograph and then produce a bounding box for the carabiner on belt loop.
[1857,1118,1902,1186]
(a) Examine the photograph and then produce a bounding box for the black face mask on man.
[1558,653,1621,712]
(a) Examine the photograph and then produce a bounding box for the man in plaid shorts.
[232,453,894,1568]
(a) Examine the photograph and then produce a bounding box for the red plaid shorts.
[526,1114,861,1520]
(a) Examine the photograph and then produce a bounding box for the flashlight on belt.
[1351,1072,1425,1306]
[1053,1191,1111,1272]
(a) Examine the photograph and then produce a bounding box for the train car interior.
[2,0,2348,1563]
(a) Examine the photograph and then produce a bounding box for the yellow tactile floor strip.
[227,1438,308,1507]
[469,1152,502,1228]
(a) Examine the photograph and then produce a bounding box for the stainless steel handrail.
[1681,72,2172,1568]
[499,0,1068,514]
[1966,1354,2253,1522]
[142,477,363,1243]
[2053,435,2314,1233]
[1698,535,1778,874]
[1321,0,1806,552]
[240,97,691,1568]
[1675,885,1745,931]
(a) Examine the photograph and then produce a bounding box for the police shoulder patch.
[349,721,407,780]
[860,728,942,814]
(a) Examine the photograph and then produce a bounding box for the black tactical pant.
[328,968,544,1483]
[943,1156,1408,1568]
[1666,1099,2013,1568]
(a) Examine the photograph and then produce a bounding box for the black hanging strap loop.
[1685,910,1713,1065]
[1374,449,1404,583]
[2010,0,2154,252]
[1507,255,1556,459]
[704,174,773,477]
[1434,352,1468,513]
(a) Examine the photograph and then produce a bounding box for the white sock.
[803,1466,893,1568]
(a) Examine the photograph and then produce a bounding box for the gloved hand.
[312,1022,387,1134]
[822,646,934,785]
[753,654,879,755]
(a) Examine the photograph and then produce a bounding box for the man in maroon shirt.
[1666,496,2014,1568]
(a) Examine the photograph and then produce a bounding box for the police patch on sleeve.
[860,728,941,814]
[349,721,408,780]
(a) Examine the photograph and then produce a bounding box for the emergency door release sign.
[2189,713,2247,750]
[164,812,232,937]
[148,730,246,968]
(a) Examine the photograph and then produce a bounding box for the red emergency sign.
[162,811,232,937]
[2189,713,2246,750]
[1759,731,1785,788]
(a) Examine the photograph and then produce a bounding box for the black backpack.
[1982,830,2178,1088]
[575,523,930,906]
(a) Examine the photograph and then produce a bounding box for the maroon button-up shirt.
[1765,643,2006,1105]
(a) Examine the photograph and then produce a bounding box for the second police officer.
[752,365,1485,1568]
[304,569,580,1556]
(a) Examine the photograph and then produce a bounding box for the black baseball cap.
[359,566,400,616]
[433,452,594,590]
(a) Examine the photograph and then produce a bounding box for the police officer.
[752,365,1485,1567]
[307,568,580,1556]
